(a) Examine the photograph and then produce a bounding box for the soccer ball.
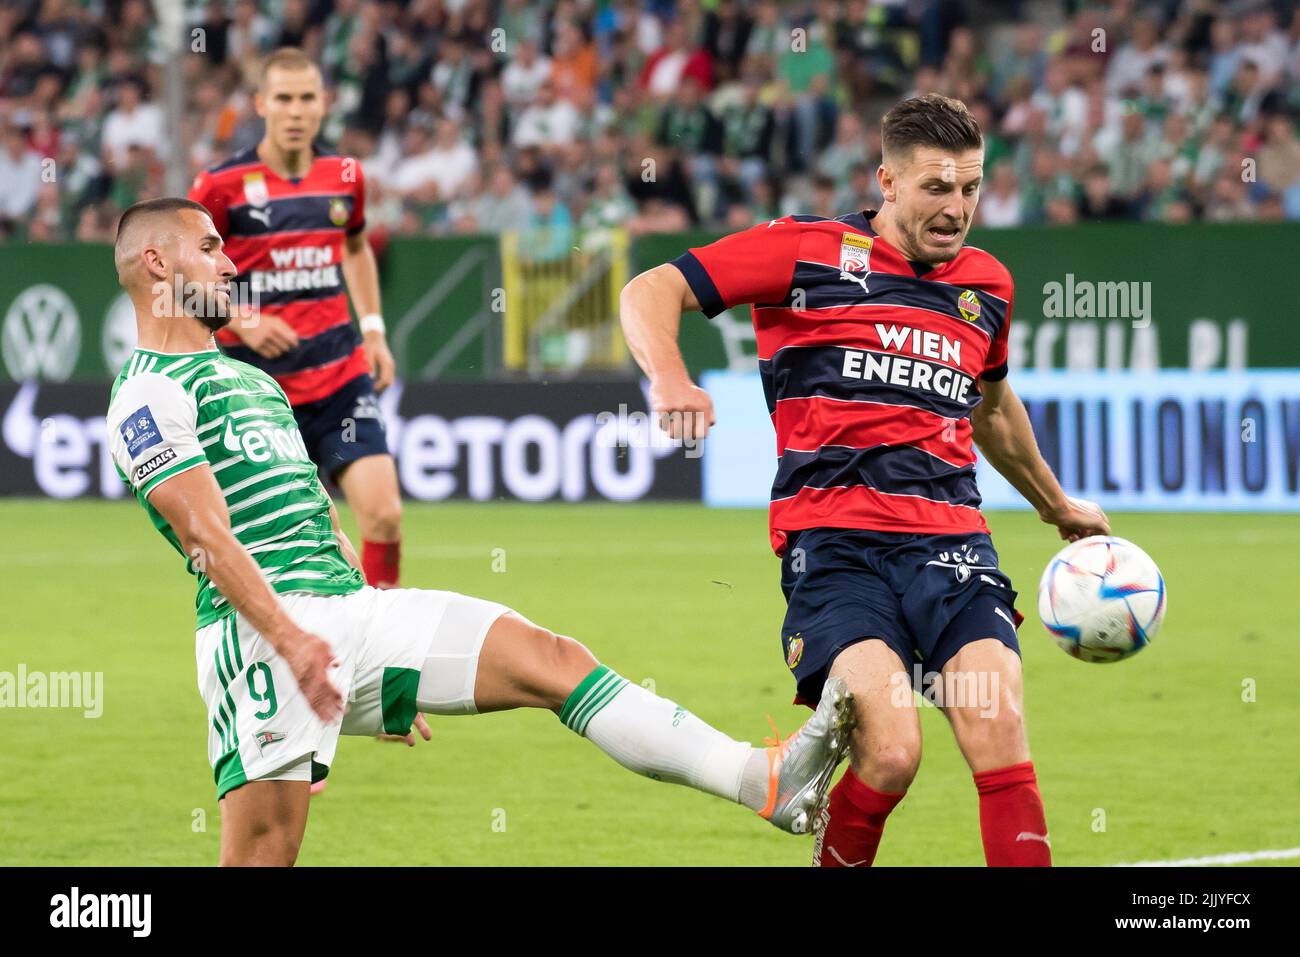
[1037,536,1167,663]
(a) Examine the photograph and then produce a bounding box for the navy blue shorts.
[780,527,1023,705]
[291,373,391,482]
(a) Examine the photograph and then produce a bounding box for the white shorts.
[195,586,509,798]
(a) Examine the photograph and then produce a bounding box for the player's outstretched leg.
[219,779,310,866]
[812,639,921,867]
[423,607,854,835]
[939,637,1050,866]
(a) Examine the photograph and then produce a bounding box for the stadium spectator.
[817,112,870,195]
[512,78,580,150]
[0,116,44,238]
[465,162,535,232]
[100,76,166,169]
[384,115,477,207]
[550,20,598,102]
[520,167,573,261]
[501,36,552,107]
[715,68,775,201]
[639,18,713,98]
[228,0,276,63]
[1257,113,1300,192]
[580,161,636,230]
[2,0,1297,242]
[978,162,1023,227]
[702,0,753,85]
[1106,12,1169,96]
[1205,167,1257,221]
[1078,164,1132,221]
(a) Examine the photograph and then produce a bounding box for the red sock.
[813,770,906,867]
[973,760,1052,866]
[361,539,401,588]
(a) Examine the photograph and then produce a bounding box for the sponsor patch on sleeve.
[133,447,177,486]
[119,405,163,460]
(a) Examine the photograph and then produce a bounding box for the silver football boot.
[758,677,856,834]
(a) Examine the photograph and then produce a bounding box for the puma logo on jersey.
[249,207,272,228]
[839,270,870,294]
[1016,831,1051,846]
[221,416,309,463]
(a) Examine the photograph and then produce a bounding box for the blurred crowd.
[2,0,1300,244]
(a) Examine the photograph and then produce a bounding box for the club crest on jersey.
[957,289,982,323]
[785,634,804,670]
[329,197,350,226]
[242,172,269,208]
[255,730,286,753]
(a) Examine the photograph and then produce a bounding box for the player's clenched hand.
[363,332,396,393]
[234,315,299,359]
[378,713,432,746]
[649,377,715,441]
[283,632,344,723]
[1041,496,1110,542]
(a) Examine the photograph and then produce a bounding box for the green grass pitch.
[0,500,1296,866]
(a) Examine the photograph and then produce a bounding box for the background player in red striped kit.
[620,94,1111,866]
[189,48,403,595]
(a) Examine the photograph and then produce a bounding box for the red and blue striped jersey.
[672,210,1014,555]
[188,145,368,406]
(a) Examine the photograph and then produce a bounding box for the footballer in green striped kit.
[105,197,855,866]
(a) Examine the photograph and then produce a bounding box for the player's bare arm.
[146,465,344,723]
[342,230,394,393]
[972,375,1109,541]
[619,263,713,440]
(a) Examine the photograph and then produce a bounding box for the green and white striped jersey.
[107,346,364,629]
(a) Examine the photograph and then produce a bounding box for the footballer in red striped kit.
[621,94,1112,867]
[188,48,404,602]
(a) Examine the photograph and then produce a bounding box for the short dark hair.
[116,198,212,244]
[881,94,983,164]
[114,198,215,281]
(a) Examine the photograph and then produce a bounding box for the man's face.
[878,145,983,265]
[256,65,325,153]
[168,210,238,330]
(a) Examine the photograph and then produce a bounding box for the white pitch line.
[1114,847,1300,867]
